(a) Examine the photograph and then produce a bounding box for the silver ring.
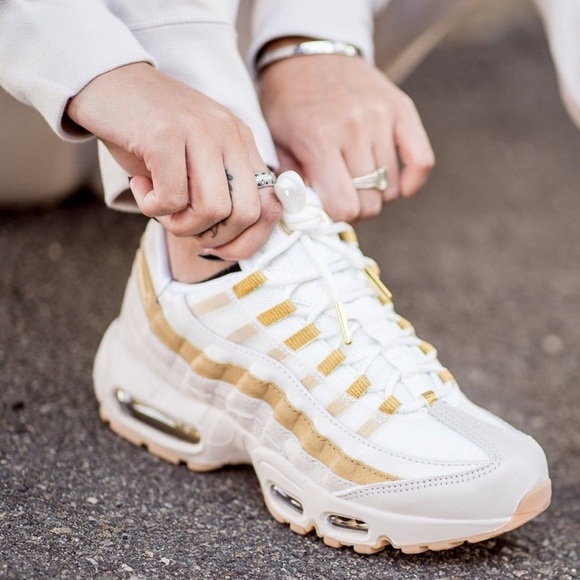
[255,171,277,189]
[352,167,388,192]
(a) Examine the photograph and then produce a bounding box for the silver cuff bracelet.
[256,40,362,74]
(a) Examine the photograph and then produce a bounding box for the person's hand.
[259,53,435,222]
[66,63,280,260]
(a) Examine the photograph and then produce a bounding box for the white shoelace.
[249,172,453,412]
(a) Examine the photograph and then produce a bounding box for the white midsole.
[93,319,512,548]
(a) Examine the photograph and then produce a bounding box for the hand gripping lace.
[254,172,453,412]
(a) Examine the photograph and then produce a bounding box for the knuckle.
[237,202,261,227]
[344,102,367,127]
[150,120,179,143]
[219,238,258,261]
[164,194,189,214]
[138,198,160,218]
[171,225,191,237]
[136,197,157,217]
[143,198,185,217]
[161,218,192,238]
[386,184,400,200]
[337,204,360,223]
[213,107,238,133]
[196,199,231,225]
[398,92,417,113]
[302,123,330,145]
[401,181,420,198]
[211,105,232,123]
[259,195,282,224]
[420,151,436,171]
[139,207,158,218]
[208,206,231,225]
[359,199,382,220]
[236,119,254,140]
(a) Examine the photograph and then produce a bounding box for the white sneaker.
[94,171,550,554]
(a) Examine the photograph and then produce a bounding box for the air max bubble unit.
[94,171,550,554]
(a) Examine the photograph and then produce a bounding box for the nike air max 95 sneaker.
[94,171,550,554]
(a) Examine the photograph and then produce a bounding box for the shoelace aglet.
[335,301,353,345]
[364,266,393,303]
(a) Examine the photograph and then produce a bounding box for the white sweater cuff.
[0,0,156,142]
[248,0,389,73]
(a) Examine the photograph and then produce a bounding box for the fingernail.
[198,253,225,262]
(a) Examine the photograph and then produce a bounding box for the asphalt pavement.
[1,6,579,579]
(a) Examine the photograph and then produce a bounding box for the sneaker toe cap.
[342,401,549,524]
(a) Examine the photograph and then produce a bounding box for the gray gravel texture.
[1,10,579,580]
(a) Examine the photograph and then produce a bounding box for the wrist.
[66,62,154,131]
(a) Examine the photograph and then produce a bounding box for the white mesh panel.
[369,410,488,462]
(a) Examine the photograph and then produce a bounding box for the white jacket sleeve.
[0,0,155,141]
[248,0,390,71]
[533,0,580,130]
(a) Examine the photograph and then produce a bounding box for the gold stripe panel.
[136,249,399,485]
[301,375,320,390]
[190,292,231,316]
[233,271,267,298]
[227,323,260,344]
[357,417,383,438]
[438,369,455,383]
[267,346,288,362]
[422,390,438,406]
[379,395,401,415]
[317,349,345,376]
[284,323,320,351]
[327,396,350,417]
[257,300,296,326]
[419,341,435,355]
[346,375,371,399]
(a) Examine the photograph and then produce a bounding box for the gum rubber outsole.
[99,403,551,555]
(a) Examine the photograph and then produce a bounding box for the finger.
[134,143,189,216]
[130,175,204,236]
[129,175,154,209]
[195,163,260,250]
[275,144,304,176]
[207,189,282,261]
[373,127,400,204]
[302,149,360,223]
[394,99,435,198]
[184,146,234,233]
[145,156,232,238]
[196,124,269,250]
[343,145,383,220]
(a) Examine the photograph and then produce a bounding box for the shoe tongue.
[239,174,360,336]
[239,171,323,273]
